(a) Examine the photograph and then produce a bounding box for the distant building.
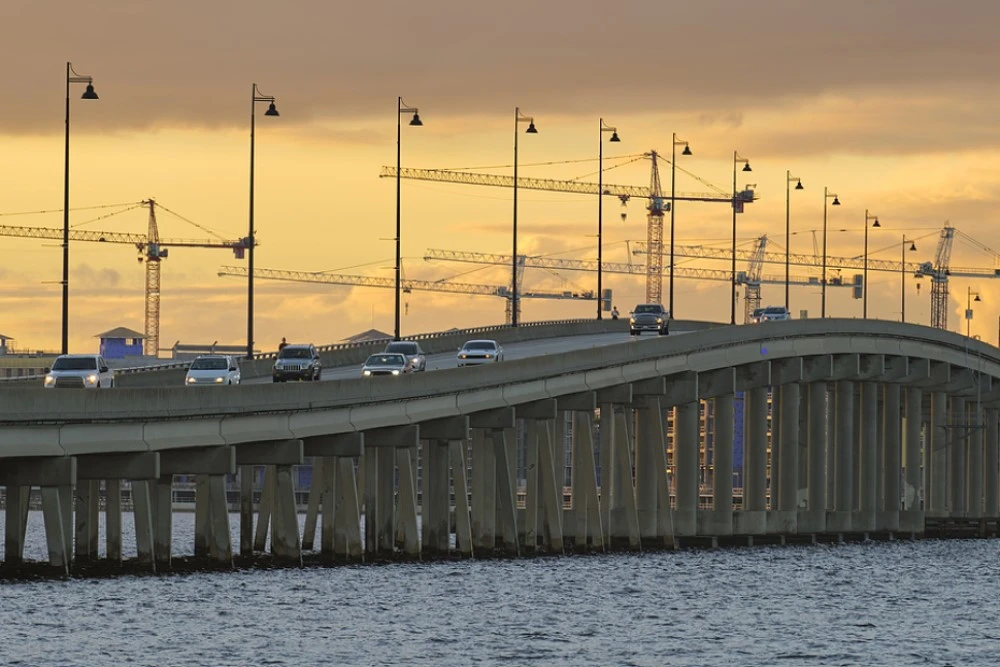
[0,334,12,356]
[95,327,146,360]
[343,329,393,344]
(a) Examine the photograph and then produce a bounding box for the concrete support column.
[900,387,925,534]
[950,397,967,516]
[709,394,734,535]
[985,408,999,518]
[801,382,828,533]
[154,474,173,568]
[599,404,613,535]
[674,401,700,537]
[377,447,396,554]
[239,464,254,558]
[858,381,878,532]
[969,401,984,519]
[449,440,474,557]
[4,486,30,566]
[194,474,210,558]
[207,475,233,564]
[394,448,420,557]
[826,389,836,511]
[880,383,901,531]
[40,486,70,575]
[131,480,155,568]
[635,399,662,543]
[740,387,768,535]
[830,381,854,532]
[422,440,450,558]
[492,428,520,556]
[534,420,564,554]
[271,464,302,564]
[471,428,497,553]
[253,466,274,553]
[74,479,100,563]
[302,458,323,552]
[363,449,379,554]
[774,383,800,533]
[570,411,604,552]
[929,392,948,515]
[333,457,363,561]
[770,390,781,511]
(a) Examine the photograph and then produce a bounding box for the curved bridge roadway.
[2,319,998,573]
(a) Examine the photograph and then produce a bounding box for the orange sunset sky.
[4,1,1000,355]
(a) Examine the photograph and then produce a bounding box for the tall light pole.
[863,209,880,318]
[821,187,841,318]
[966,287,982,337]
[63,62,99,355]
[247,83,279,360]
[901,235,916,323]
[597,119,620,320]
[395,98,422,340]
[731,152,751,325]
[669,134,691,318]
[512,107,537,328]
[784,171,803,311]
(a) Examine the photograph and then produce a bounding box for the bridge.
[2,319,998,575]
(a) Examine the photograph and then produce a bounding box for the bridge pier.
[564,396,604,552]
[4,485,30,566]
[858,381,878,533]
[900,386,924,533]
[772,382,800,533]
[799,382,828,533]
[828,380,854,533]
[985,408,998,517]
[703,394,734,536]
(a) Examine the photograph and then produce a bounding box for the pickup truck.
[629,303,670,336]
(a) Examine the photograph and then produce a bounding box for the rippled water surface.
[2,513,999,666]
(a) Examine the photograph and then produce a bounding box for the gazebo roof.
[94,327,147,339]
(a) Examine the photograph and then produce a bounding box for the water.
[2,512,998,666]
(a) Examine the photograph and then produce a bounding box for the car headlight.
[629,318,636,324]
[484,353,492,358]
[44,375,55,386]
[214,377,224,383]
[186,376,196,384]
[656,318,663,324]
[363,369,372,376]
[392,369,400,375]
[459,353,467,359]
[85,374,98,385]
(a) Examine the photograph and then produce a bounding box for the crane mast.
[143,200,165,355]
[925,226,955,330]
[741,235,768,323]
[645,151,666,303]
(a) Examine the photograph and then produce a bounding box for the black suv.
[272,344,322,382]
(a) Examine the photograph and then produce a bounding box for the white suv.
[185,355,241,386]
[44,354,115,389]
[758,305,791,322]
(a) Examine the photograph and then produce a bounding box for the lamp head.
[795,180,803,190]
[872,218,881,227]
[681,145,692,156]
[82,83,99,100]
[525,121,538,134]
[742,162,752,172]
[832,197,841,206]
[609,131,620,142]
[264,102,279,117]
[409,112,423,126]
[975,294,982,302]
[909,242,917,251]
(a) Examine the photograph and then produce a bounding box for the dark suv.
[272,344,322,382]
[629,303,670,336]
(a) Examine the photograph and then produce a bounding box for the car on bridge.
[756,305,791,323]
[383,340,427,372]
[457,339,504,366]
[272,344,322,382]
[43,354,115,389]
[361,352,412,377]
[185,355,241,386]
[629,303,669,336]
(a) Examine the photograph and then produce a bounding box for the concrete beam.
[914,360,950,389]
[161,446,236,475]
[735,362,770,391]
[859,354,885,380]
[831,354,860,380]
[942,367,977,395]
[596,384,632,404]
[303,433,364,457]
[663,371,698,406]
[900,357,931,384]
[801,355,833,383]
[365,425,419,448]
[771,358,803,386]
[469,407,516,430]
[517,399,557,420]
[631,377,666,396]
[883,355,909,382]
[0,457,76,487]
[698,368,735,400]
[77,452,160,480]
[556,391,596,412]
[419,416,469,441]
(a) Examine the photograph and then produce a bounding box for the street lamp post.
[247,83,279,360]
[597,119,620,320]
[669,134,691,318]
[863,209,880,319]
[966,287,982,337]
[901,235,916,323]
[821,187,841,318]
[395,98,422,340]
[731,152,751,325]
[62,62,99,355]
[512,107,537,328]
[784,171,803,311]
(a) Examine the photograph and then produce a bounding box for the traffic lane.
[245,328,692,384]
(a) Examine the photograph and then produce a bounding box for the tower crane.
[0,199,249,355]
[216,265,599,325]
[915,225,1000,330]
[381,151,755,304]
[424,235,854,324]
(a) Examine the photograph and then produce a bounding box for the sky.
[4,0,1000,355]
